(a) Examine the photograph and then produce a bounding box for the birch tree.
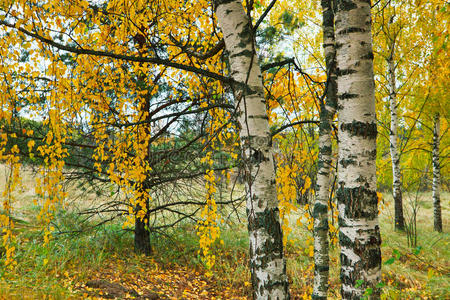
[416,0,448,234]
[313,0,337,297]
[372,1,412,230]
[432,113,442,232]
[335,0,382,297]
[214,0,290,298]
[387,47,405,231]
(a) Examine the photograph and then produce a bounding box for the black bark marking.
[340,121,377,139]
[337,27,366,35]
[247,207,289,299]
[251,149,270,163]
[248,115,269,120]
[336,68,357,76]
[337,186,378,220]
[339,225,381,299]
[360,51,374,60]
[337,0,357,11]
[230,49,253,59]
[340,157,357,168]
[394,189,405,230]
[339,92,359,100]
[313,202,328,219]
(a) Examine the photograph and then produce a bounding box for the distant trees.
[372,0,448,227]
[387,53,405,231]
[432,113,442,232]
[372,0,422,231]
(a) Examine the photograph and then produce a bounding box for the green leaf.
[413,246,422,255]
[281,11,293,25]
[263,26,277,40]
[376,281,386,288]
[384,257,395,265]
[364,287,373,296]
[355,279,364,288]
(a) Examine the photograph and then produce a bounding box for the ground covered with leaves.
[0,227,250,299]
[75,257,249,299]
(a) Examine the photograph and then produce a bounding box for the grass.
[0,164,449,299]
[377,191,450,299]
[0,208,135,298]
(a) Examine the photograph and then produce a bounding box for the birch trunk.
[432,113,442,232]
[335,0,382,298]
[215,1,289,299]
[313,0,337,298]
[388,53,405,231]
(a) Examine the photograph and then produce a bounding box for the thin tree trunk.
[335,0,382,298]
[388,53,405,231]
[215,1,289,299]
[313,0,337,298]
[432,113,442,232]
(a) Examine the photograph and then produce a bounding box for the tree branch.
[169,35,225,60]
[254,0,277,31]
[261,58,295,72]
[271,120,320,137]
[0,20,237,86]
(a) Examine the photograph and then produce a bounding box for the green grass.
[1,207,135,298]
[377,191,449,299]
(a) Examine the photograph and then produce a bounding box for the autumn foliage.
[0,0,448,299]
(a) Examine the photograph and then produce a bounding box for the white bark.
[313,0,337,298]
[388,53,405,230]
[432,113,442,232]
[215,1,289,299]
[335,0,382,298]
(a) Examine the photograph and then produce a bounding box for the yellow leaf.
[427,268,434,279]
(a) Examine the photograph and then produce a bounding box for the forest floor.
[0,166,448,299]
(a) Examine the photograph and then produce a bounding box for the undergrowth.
[0,193,448,299]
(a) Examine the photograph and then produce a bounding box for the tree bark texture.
[432,113,442,232]
[313,0,337,298]
[134,204,152,255]
[388,53,405,231]
[335,0,382,298]
[215,0,290,299]
[134,68,152,256]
